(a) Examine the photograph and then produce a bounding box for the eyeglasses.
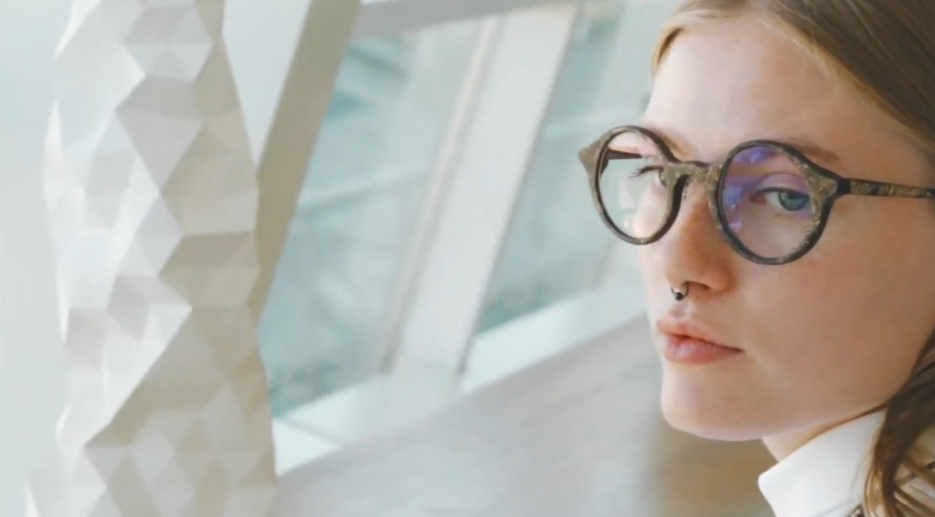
[579,125,935,265]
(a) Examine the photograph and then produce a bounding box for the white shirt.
[758,411,885,517]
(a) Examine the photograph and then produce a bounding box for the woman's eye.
[630,165,660,176]
[630,165,666,186]
[757,189,811,211]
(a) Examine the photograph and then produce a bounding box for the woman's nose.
[655,182,733,297]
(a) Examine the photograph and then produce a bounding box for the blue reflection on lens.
[732,146,776,166]
[721,174,763,234]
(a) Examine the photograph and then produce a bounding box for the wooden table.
[273,318,774,517]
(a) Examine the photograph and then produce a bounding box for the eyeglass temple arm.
[578,146,631,177]
[578,143,603,174]
[841,178,935,200]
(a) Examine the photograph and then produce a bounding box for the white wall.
[0,0,71,514]
[0,0,334,513]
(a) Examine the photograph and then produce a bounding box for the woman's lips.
[661,334,743,365]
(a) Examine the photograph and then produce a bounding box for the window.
[478,0,671,332]
[259,21,480,416]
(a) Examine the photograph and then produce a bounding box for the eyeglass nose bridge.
[661,161,728,239]
[665,160,722,202]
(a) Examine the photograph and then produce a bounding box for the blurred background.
[0,0,682,513]
[261,2,642,415]
[236,0,681,474]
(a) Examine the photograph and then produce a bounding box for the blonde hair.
[654,1,935,516]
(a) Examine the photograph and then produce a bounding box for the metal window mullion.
[330,21,484,371]
[245,0,363,318]
[373,17,501,373]
[383,3,582,374]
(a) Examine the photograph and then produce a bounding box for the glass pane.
[260,22,479,416]
[478,0,678,331]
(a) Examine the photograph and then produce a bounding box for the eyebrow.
[635,121,690,158]
[774,136,844,168]
[636,121,844,169]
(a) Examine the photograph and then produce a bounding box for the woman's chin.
[659,380,766,442]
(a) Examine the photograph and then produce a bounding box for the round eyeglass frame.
[579,125,935,265]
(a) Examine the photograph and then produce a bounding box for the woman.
[580,1,935,516]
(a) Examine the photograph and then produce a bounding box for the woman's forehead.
[646,18,845,152]
[642,16,924,184]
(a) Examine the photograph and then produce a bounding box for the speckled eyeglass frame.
[579,125,935,265]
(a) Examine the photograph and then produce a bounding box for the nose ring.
[671,283,690,301]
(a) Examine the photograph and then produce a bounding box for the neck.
[762,413,873,461]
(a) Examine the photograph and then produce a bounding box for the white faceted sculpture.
[29,0,278,515]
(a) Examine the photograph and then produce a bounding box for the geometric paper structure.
[27,1,278,515]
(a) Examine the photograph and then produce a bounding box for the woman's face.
[639,15,935,457]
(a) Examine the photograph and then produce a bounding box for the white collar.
[758,411,885,517]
